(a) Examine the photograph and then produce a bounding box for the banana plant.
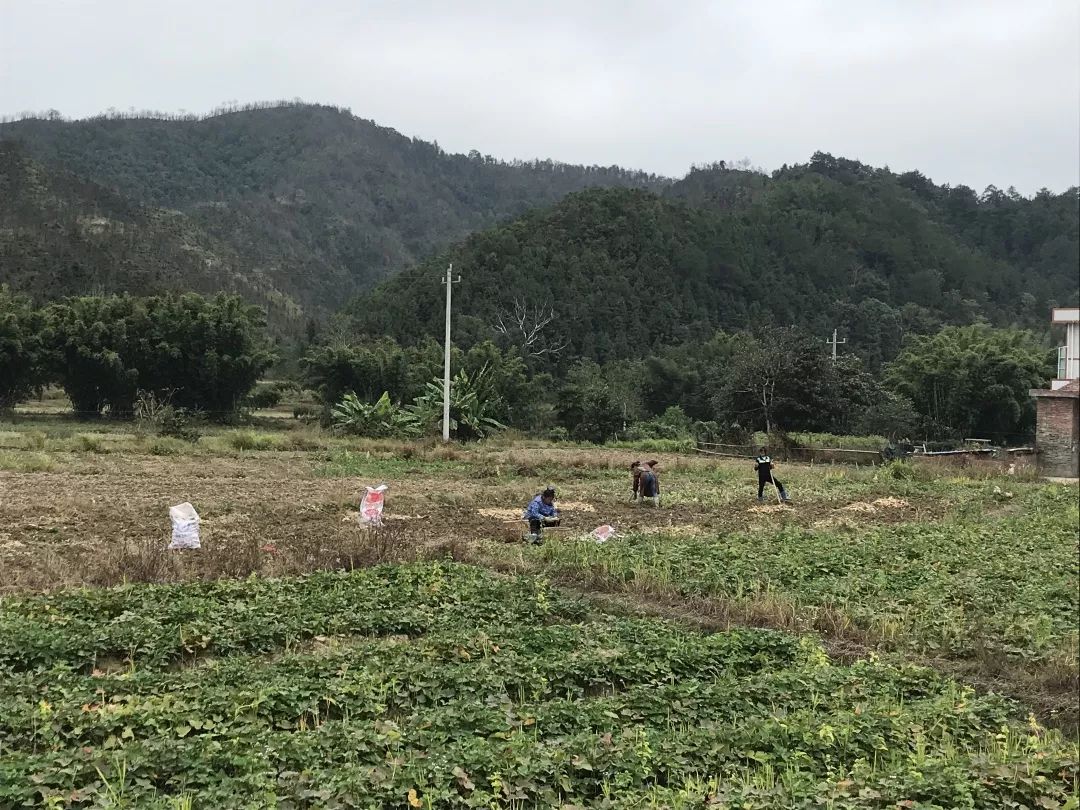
[409,364,506,441]
[330,391,421,437]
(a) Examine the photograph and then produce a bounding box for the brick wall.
[1035,395,1079,477]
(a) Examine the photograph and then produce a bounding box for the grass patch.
[0,451,57,472]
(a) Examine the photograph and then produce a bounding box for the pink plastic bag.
[591,524,617,542]
[359,484,388,527]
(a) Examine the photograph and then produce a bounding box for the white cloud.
[1,0,1076,192]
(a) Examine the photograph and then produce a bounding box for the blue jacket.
[523,495,558,521]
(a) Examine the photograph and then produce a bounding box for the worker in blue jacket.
[523,486,559,542]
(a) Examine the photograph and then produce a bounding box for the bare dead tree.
[493,298,569,359]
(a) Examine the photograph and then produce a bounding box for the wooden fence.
[694,441,883,465]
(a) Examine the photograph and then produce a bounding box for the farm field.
[0,420,1077,807]
[0,563,1075,809]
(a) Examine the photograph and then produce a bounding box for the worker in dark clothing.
[630,460,661,506]
[523,486,560,542]
[754,448,790,502]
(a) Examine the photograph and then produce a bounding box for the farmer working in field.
[523,486,560,541]
[630,460,661,506]
[754,448,790,502]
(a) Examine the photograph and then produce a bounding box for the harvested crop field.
[0,428,1077,807]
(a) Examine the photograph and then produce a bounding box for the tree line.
[1,285,1054,444]
[301,323,1052,444]
[1,289,273,416]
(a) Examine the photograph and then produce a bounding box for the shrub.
[228,431,277,451]
[245,385,283,410]
[625,406,693,442]
[149,437,184,456]
[0,451,56,472]
[332,392,422,438]
[885,460,919,480]
[74,433,107,453]
[409,365,507,441]
[134,391,201,442]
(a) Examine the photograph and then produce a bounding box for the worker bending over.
[754,448,790,502]
[523,486,560,542]
[631,460,661,506]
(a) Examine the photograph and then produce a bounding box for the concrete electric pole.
[442,263,460,441]
[826,328,847,361]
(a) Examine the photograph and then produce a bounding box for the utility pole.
[442,263,460,441]
[826,328,847,361]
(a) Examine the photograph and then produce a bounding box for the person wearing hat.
[754,447,790,502]
[523,486,560,542]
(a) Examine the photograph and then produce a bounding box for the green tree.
[302,338,415,407]
[45,293,272,416]
[138,294,275,413]
[0,287,48,411]
[44,296,143,415]
[710,329,888,434]
[556,361,623,443]
[886,325,1051,440]
[461,341,532,427]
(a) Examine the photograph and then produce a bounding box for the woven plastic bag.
[359,484,388,527]
[168,502,201,550]
[591,524,617,543]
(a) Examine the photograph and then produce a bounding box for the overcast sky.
[2,0,1077,193]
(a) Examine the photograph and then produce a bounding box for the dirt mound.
[873,497,909,508]
[841,502,878,513]
[478,508,523,521]
[559,501,597,512]
[478,501,596,521]
[840,497,909,515]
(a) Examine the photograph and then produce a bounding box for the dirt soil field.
[0,448,953,592]
[2,442,1075,734]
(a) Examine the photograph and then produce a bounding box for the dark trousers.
[529,517,559,534]
[758,476,786,498]
[639,473,656,498]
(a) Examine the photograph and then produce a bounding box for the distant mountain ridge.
[346,155,1078,367]
[1,103,1076,355]
[0,101,668,324]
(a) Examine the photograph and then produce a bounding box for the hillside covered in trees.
[0,142,308,326]
[0,102,667,321]
[1,103,1076,359]
[346,155,1079,369]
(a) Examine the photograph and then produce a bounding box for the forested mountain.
[0,141,304,325]
[0,102,667,319]
[346,156,1079,369]
[1,103,1075,360]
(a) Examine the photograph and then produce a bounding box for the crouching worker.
[523,486,560,543]
[631,460,661,506]
[754,448,790,502]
